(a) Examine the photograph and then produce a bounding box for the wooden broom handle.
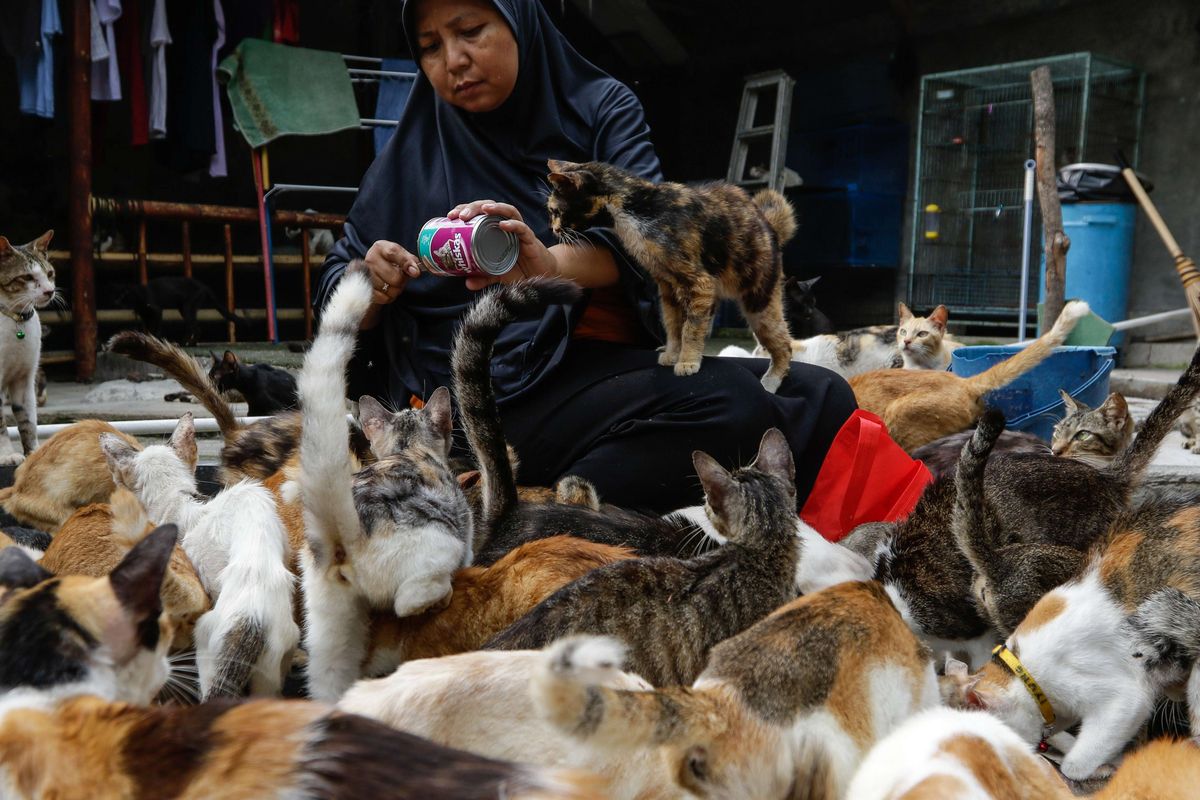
[1120,166,1184,257]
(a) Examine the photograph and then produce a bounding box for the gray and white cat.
[720,326,902,378]
[0,231,56,466]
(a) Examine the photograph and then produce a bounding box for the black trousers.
[495,341,857,514]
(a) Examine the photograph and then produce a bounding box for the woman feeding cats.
[314,0,855,512]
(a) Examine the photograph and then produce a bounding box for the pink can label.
[417,215,516,276]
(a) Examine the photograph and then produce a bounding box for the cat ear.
[169,413,198,468]
[1058,389,1081,415]
[547,172,576,193]
[898,302,913,323]
[1099,392,1128,423]
[100,433,141,482]
[356,395,391,444]
[0,548,53,594]
[31,230,54,252]
[929,305,948,331]
[693,451,733,515]
[752,428,795,488]
[800,276,821,290]
[944,656,969,680]
[222,350,238,367]
[422,386,454,451]
[108,524,177,639]
[0,236,11,258]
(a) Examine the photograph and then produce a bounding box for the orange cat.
[0,419,141,531]
[362,535,634,673]
[849,301,1088,451]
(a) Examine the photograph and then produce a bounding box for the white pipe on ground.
[6,415,354,441]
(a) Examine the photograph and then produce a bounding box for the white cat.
[720,326,901,378]
[99,414,298,698]
[0,231,57,466]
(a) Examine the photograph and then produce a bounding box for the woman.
[315,0,855,513]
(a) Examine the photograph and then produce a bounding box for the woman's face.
[414,0,519,113]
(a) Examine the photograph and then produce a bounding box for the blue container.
[1039,202,1136,329]
[949,345,1117,440]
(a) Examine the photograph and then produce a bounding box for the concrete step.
[1111,368,1183,400]
[1121,341,1195,369]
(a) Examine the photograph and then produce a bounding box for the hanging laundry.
[210,0,228,177]
[148,0,170,138]
[1,0,62,118]
[91,0,123,101]
[163,0,217,173]
[273,0,300,45]
[117,0,149,144]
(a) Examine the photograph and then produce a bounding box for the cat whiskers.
[156,649,202,706]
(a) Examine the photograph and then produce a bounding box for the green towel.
[218,39,360,149]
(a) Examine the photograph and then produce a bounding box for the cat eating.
[0,230,56,466]
[546,159,796,392]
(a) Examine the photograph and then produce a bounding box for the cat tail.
[952,409,1007,584]
[298,267,373,563]
[963,300,1089,397]
[0,487,12,504]
[1108,343,1200,484]
[533,636,707,752]
[451,278,582,535]
[1127,587,1200,670]
[751,189,797,245]
[108,486,152,548]
[106,331,241,438]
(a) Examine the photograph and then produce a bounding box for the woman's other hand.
[448,200,559,290]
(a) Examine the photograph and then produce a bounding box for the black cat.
[783,275,834,337]
[116,277,246,346]
[208,350,299,417]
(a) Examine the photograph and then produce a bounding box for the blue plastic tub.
[949,345,1117,441]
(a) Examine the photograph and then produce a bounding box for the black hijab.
[315,0,663,406]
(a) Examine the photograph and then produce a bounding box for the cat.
[483,427,801,687]
[40,487,210,653]
[0,230,56,466]
[0,532,603,799]
[841,344,1200,667]
[208,349,299,417]
[296,266,473,701]
[952,411,1089,636]
[910,391,1134,477]
[99,413,299,698]
[0,419,141,532]
[896,302,963,370]
[357,536,634,675]
[845,706,1200,799]
[107,330,374,485]
[535,581,939,800]
[719,324,903,378]
[546,159,796,392]
[849,300,1089,452]
[339,648,667,800]
[452,279,721,565]
[115,276,246,346]
[1180,396,1200,453]
[783,275,835,338]
[964,497,1200,780]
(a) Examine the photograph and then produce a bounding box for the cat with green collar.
[0,231,56,466]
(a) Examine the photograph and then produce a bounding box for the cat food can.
[417,215,518,277]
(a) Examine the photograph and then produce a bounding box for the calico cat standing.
[546,159,796,392]
[849,300,1089,451]
[536,581,938,800]
[0,530,602,799]
[483,427,800,687]
[208,349,299,416]
[0,230,56,466]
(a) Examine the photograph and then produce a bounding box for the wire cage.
[907,52,1145,323]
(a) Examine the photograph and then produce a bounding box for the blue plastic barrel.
[1039,202,1137,328]
[950,345,1117,440]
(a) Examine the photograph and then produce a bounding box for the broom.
[1116,151,1200,338]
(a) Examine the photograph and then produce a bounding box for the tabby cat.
[842,343,1200,667]
[896,302,963,370]
[546,159,796,392]
[452,279,719,566]
[849,300,1089,451]
[536,581,938,800]
[846,706,1200,800]
[208,349,299,417]
[297,266,472,701]
[0,419,140,532]
[0,529,601,799]
[0,230,56,466]
[483,427,800,687]
[1052,390,1134,465]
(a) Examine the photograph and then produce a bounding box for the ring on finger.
[380,282,390,293]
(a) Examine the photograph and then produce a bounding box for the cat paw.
[0,452,25,467]
[760,374,783,394]
[673,359,702,376]
[547,635,627,681]
[658,350,680,367]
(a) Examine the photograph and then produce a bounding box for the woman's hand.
[363,240,422,304]
[448,200,559,290]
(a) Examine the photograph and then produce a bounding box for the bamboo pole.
[1031,65,1069,327]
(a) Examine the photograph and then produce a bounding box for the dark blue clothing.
[315,0,662,406]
